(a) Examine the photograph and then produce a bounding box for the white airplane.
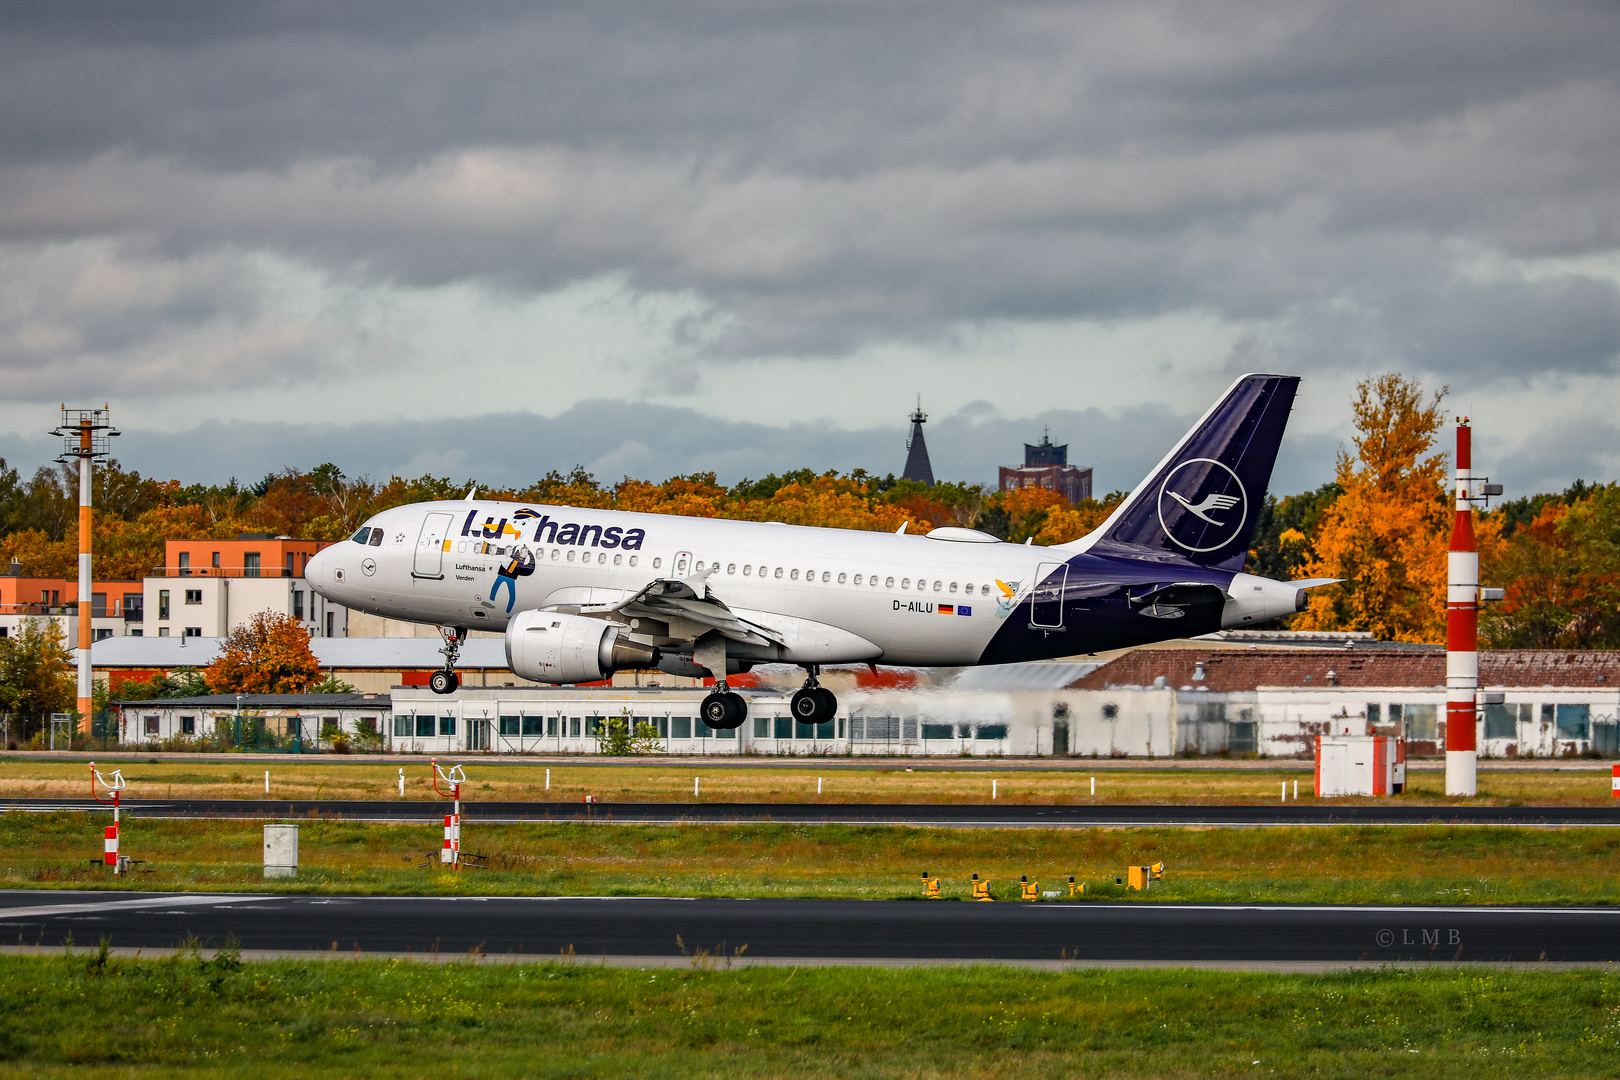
[307,374,1332,729]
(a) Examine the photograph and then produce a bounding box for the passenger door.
[1029,561,1068,629]
[413,512,453,579]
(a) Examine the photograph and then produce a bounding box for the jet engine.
[505,610,659,685]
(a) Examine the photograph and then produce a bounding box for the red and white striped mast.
[1445,420,1479,796]
[1446,419,1503,795]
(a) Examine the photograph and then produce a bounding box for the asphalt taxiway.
[4,798,1618,827]
[0,890,1614,965]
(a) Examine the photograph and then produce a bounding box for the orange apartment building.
[0,534,349,643]
[0,564,144,643]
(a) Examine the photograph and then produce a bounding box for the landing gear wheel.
[790,689,821,723]
[813,687,838,722]
[429,669,460,695]
[701,691,748,730]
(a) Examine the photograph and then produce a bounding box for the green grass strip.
[0,951,1616,1077]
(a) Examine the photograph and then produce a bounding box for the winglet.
[895,521,908,535]
[464,486,478,501]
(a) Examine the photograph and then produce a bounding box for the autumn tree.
[1483,483,1620,648]
[1294,374,1465,642]
[205,612,322,694]
[0,617,75,735]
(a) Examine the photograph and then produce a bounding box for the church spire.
[902,398,934,485]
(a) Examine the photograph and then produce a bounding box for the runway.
[0,890,1614,964]
[4,798,1618,827]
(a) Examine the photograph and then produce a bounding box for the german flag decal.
[938,604,954,614]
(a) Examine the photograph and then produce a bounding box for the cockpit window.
[352,527,372,544]
[368,529,384,547]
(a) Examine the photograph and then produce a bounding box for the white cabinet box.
[1315,736,1405,797]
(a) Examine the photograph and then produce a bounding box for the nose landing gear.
[431,625,467,695]
[790,665,838,724]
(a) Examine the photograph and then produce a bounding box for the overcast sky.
[2,0,1617,497]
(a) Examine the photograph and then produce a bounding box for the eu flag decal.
[938,604,954,615]
[959,606,971,616]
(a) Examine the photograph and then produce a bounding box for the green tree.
[0,617,75,737]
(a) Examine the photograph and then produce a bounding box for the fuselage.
[307,498,1299,668]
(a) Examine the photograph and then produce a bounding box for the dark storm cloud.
[1,398,1237,498]
[0,0,1618,482]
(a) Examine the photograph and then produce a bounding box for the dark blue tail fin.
[1076,373,1299,570]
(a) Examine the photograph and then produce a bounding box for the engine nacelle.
[1221,573,1313,628]
[505,610,659,684]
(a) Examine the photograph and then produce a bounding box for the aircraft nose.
[306,546,335,594]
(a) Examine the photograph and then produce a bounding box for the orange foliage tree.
[1293,374,1492,642]
[1483,485,1620,647]
[204,613,322,694]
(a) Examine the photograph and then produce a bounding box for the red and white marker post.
[89,761,127,873]
[1446,421,1479,796]
[431,759,467,869]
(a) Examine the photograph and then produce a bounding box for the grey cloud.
[0,0,1617,473]
[0,397,1266,498]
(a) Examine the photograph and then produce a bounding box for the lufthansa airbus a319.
[306,374,1333,729]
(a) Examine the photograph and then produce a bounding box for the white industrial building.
[95,637,1620,759]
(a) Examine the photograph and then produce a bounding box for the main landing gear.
[431,625,467,695]
[699,689,748,730]
[790,665,838,725]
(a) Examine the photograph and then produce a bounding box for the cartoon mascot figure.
[490,545,537,613]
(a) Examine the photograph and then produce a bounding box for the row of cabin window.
[403,714,737,740]
[471,545,993,596]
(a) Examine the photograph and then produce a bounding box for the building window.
[774,716,792,739]
[183,627,202,638]
[144,716,159,735]
[326,612,334,637]
[185,589,202,605]
[180,716,195,735]
[976,724,1009,740]
[518,716,541,736]
[394,715,412,737]
[671,716,692,739]
[158,590,170,620]
[1403,704,1438,741]
[157,627,169,637]
[1367,704,1382,724]
[286,553,296,578]
[1484,703,1530,740]
[499,715,520,736]
[178,552,190,576]
[293,590,304,620]
[212,552,220,569]
[439,715,456,736]
[1556,705,1591,740]
[244,552,261,578]
[415,714,434,737]
[93,628,113,641]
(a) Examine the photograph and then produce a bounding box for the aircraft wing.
[566,575,785,649]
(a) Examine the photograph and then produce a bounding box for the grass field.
[0,951,1615,1077]
[5,814,1620,905]
[4,758,1614,805]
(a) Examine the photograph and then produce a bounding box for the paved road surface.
[0,891,1613,963]
[4,799,1618,827]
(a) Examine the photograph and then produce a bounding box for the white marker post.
[397,768,404,796]
[264,770,269,795]
[694,777,700,798]
[546,768,550,791]
[1091,776,1095,795]
[818,777,823,795]
[992,779,998,800]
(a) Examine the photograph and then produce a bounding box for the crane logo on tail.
[1156,458,1248,553]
